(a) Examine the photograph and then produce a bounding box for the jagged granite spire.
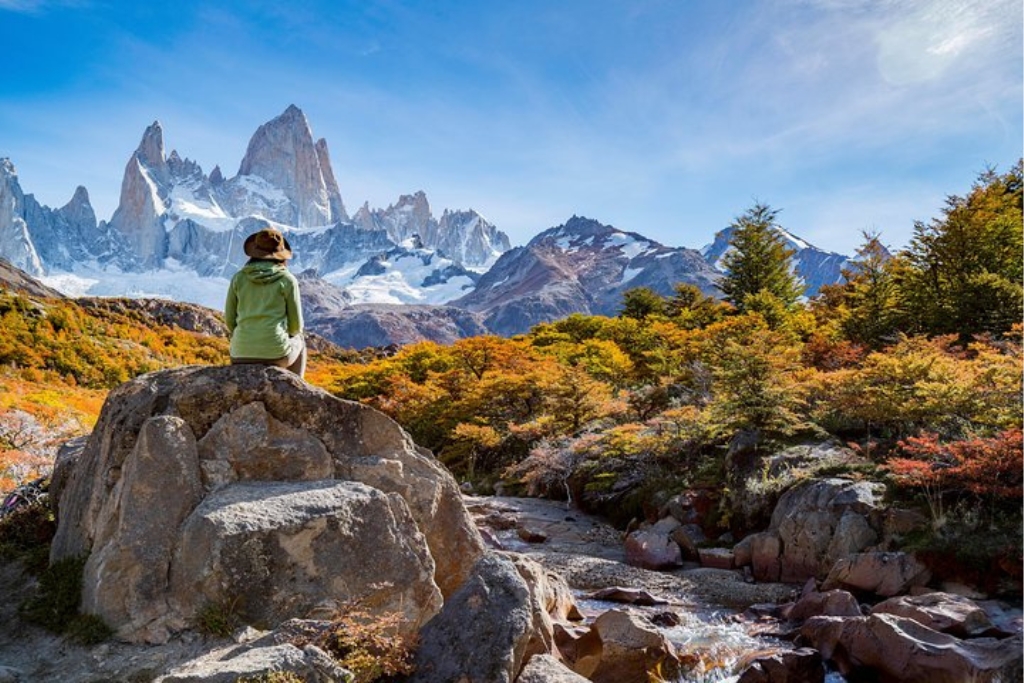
[108,123,172,269]
[237,105,341,227]
[0,158,44,275]
[315,137,347,222]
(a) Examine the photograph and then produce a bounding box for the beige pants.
[231,335,306,378]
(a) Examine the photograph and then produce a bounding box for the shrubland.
[0,161,1020,596]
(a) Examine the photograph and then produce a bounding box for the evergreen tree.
[719,203,804,311]
[902,161,1023,339]
[838,232,905,348]
[620,286,666,320]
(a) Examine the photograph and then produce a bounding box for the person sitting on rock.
[225,226,306,378]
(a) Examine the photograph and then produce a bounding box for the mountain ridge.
[0,105,860,347]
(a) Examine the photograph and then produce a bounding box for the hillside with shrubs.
[2,161,1021,594]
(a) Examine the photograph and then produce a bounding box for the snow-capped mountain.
[701,226,851,297]
[452,216,721,335]
[0,104,869,348]
[352,192,509,269]
[2,105,509,312]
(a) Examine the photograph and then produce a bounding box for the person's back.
[225,228,306,377]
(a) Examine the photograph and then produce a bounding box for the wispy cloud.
[0,0,88,13]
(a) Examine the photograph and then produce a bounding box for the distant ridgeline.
[0,104,872,346]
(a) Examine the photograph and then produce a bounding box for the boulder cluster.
[47,365,661,682]
[623,464,1023,682]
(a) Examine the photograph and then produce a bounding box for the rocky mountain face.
[6,105,510,290]
[0,254,65,298]
[453,216,722,336]
[309,304,490,349]
[0,104,866,348]
[0,160,127,276]
[353,191,509,269]
[702,226,853,297]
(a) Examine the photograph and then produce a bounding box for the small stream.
[466,495,836,682]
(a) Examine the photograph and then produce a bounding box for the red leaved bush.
[888,429,1023,500]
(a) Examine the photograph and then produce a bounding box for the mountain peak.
[67,185,90,206]
[237,106,338,227]
[137,121,166,171]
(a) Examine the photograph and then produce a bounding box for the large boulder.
[870,592,999,638]
[821,551,931,597]
[410,553,535,683]
[570,610,683,683]
[167,481,440,636]
[749,478,883,582]
[50,365,485,642]
[800,613,1023,683]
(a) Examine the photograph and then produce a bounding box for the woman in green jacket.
[225,227,306,378]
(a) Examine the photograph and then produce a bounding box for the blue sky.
[0,0,1020,255]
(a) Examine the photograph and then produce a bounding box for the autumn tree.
[719,203,804,312]
[901,161,1023,339]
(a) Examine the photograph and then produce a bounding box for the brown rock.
[585,587,669,606]
[698,547,735,570]
[669,523,706,561]
[624,522,682,570]
[871,592,997,638]
[571,610,682,683]
[736,648,825,683]
[801,613,1023,683]
[516,654,590,683]
[787,589,862,621]
[822,552,931,597]
[749,531,783,582]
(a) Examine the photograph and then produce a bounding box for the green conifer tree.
[719,203,804,312]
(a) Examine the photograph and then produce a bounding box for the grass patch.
[236,674,306,683]
[0,499,56,572]
[18,553,113,642]
[289,608,415,683]
[196,597,243,638]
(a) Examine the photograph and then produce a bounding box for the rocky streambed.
[465,495,802,681]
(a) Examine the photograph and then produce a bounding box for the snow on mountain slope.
[453,215,721,335]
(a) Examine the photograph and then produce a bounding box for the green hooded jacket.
[225,260,303,359]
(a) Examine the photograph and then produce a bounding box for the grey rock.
[157,643,311,683]
[516,653,589,683]
[410,553,535,683]
[170,480,441,637]
[51,365,485,643]
[765,478,884,582]
[82,415,204,643]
